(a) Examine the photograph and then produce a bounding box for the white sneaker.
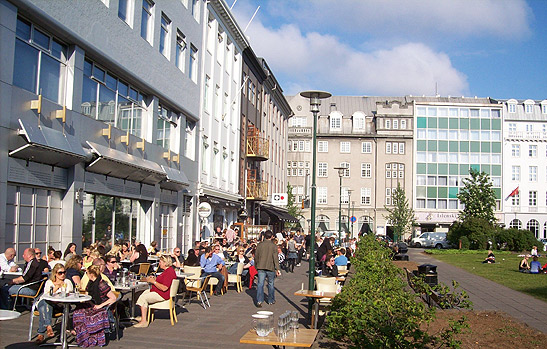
[296,263,301,267]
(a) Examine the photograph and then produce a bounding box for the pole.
[347,190,352,245]
[338,175,342,247]
[300,90,331,323]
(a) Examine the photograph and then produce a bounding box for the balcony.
[246,178,268,201]
[507,131,547,141]
[288,127,312,136]
[247,126,269,161]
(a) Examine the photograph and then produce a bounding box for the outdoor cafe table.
[42,293,92,349]
[0,271,23,287]
[240,328,319,348]
[114,281,149,320]
[294,290,337,329]
[0,309,21,321]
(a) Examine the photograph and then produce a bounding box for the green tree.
[286,183,303,229]
[457,168,497,225]
[384,183,415,242]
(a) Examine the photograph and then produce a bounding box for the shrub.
[448,218,495,250]
[459,236,470,250]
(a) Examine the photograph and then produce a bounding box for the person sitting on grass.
[483,250,495,264]
[519,256,530,272]
[530,256,542,274]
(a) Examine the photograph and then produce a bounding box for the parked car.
[411,232,452,249]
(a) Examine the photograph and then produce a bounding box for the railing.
[288,127,312,135]
[246,179,268,200]
[507,131,547,140]
[247,136,269,160]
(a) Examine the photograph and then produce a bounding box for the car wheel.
[414,242,421,248]
[435,243,442,249]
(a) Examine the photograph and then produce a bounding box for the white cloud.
[263,0,532,40]
[245,21,468,96]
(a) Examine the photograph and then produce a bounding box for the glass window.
[318,187,327,204]
[141,0,153,42]
[530,166,538,182]
[159,13,171,58]
[512,144,520,157]
[330,115,341,129]
[118,0,131,23]
[189,45,198,82]
[176,30,186,72]
[417,129,426,139]
[529,145,537,157]
[318,141,328,153]
[361,163,371,178]
[318,163,328,177]
[340,142,350,153]
[529,191,537,206]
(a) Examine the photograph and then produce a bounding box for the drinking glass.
[291,311,299,330]
[277,315,285,340]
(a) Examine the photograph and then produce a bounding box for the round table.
[42,293,92,349]
[0,309,21,320]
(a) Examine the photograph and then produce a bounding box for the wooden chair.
[11,277,47,311]
[147,279,180,326]
[137,263,150,276]
[110,291,122,340]
[185,275,211,309]
[227,263,244,293]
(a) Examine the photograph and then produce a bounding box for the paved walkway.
[0,263,319,349]
[407,248,547,334]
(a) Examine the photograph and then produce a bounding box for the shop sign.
[272,193,287,205]
[198,202,212,218]
[416,212,458,223]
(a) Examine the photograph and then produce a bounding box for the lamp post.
[347,189,352,245]
[299,90,331,319]
[334,166,346,247]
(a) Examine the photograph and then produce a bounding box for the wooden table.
[337,269,349,276]
[294,290,337,329]
[42,293,92,349]
[240,328,319,348]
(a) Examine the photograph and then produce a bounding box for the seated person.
[148,241,159,256]
[170,248,183,268]
[322,253,339,277]
[49,250,65,270]
[0,248,44,309]
[34,264,73,343]
[0,247,18,272]
[73,265,117,347]
[103,256,119,283]
[134,255,176,328]
[34,248,50,273]
[80,258,115,292]
[334,248,348,266]
[519,256,530,272]
[228,248,252,278]
[531,246,539,257]
[130,244,149,273]
[200,246,225,296]
[530,256,542,274]
[483,250,495,264]
[183,249,200,267]
[64,255,83,289]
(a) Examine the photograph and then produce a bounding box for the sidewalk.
[0,263,316,348]
[407,248,547,334]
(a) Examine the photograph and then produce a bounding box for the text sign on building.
[198,202,212,218]
[272,193,287,205]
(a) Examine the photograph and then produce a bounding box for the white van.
[411,232,451,249]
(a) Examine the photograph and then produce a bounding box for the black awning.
[86,141,166,185]
[160,165,189,190]
[317,222,328,232]
[9,119,87,168]
[261,206,299,223]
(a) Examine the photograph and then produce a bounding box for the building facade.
[502,98,547,238]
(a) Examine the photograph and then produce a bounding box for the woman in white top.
[531,246,539,257]
[35,264,74,343]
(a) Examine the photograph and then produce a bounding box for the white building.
[502,98,547,238]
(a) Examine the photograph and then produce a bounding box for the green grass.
[428,250,547,302]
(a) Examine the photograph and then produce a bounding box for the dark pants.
[297,248,304,264]
[203,271,225,294]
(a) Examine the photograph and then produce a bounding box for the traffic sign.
[350,216,357,223]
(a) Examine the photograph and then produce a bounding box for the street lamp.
[334,166,346,247]
[299,90,331,318]
[347,189,352,244]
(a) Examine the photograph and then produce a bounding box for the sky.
[231,0,547,100]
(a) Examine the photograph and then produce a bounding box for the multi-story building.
[411,96,504,234]
[0,0,204,258]
[502,98,547,238]
[197,0,246,238]
[286,95,413,240]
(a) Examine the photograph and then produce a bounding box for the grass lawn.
[426,250,547,302]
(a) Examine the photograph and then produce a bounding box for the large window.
[340,162,350,177]
[118,0,132,25]
[318,141,328,153]
[176,30,187,72]
[141,0,154,43]
[340,142,350,153]
[185,120,196,160]
[317,187,327,204]
[81,59,146,137]
[159,13,171,58]
[511,166,520,181]
[189,45,198,83]
[318,163,328,177]
[13,17,68,104]
[529,191,537,207]
[330,114,341,130]
[361,163,371,178]
[529,166,537,182]
[511,144,520,157]
[360,188,371,205]
[529,145,537,157]
[361,142,372,153]
[157,104,177,150]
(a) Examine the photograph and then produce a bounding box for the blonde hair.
[160,255,173,267]
[50,264,65,283]
[87,265,101,278]
[106,244,121,256]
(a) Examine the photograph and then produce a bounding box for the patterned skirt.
[72,305,110,347]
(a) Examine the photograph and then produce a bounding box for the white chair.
[183,266,202,288]
[227,263,244,293]
[147,279,180,326]
[314,277,337,324]
[185,275,211,309]
[337,265,347,273]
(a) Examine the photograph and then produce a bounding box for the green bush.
[459,236,470,250]
[448,218,495,250]
[494,228,537,252]
[326,234,466,348]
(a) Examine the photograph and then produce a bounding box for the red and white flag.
[505,186,519,201]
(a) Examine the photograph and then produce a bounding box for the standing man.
[0,248,18,272]
[254,230,281,308]
[0,248,43,309]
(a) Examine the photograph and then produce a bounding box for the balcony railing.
[246,179,268,201]
[507,131,547,140]
[247,135,269,161]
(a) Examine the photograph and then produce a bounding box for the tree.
[457,168,497,225]
[286,183,303,229]
[384,183,415,242]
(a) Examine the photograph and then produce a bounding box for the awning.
[86,141,166,185]
[9,119,87,168]
[202,194,242,208]
[160,165,189,191]
[261,205,299,223]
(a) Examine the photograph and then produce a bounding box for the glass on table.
[291,310,299,330]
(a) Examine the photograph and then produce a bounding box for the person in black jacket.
[1,248,44,309]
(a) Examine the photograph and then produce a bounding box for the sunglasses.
[109,260,117,263]
[174,251,181,254]
[36,252,42,255]
[57,271,66,275]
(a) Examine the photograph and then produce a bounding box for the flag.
[505,186,519,201]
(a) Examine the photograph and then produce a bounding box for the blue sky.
[231,0,547,100]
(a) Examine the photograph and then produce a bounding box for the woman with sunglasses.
[34,264,73,343]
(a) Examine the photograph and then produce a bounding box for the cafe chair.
[109,291,122,340]
[209,265,228,295]
[227,263,244,293]
[28,298,63,341]
[314,277,337,321]
[147,279,180,326]
[137,263,150,276]
[11,277,47,311]
[337,265,347,274]
[183,266,203,289]
[185,275,211,309]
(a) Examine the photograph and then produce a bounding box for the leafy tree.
[286,183,303,229]
[384,183,415,242]
[457,168,497,225]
